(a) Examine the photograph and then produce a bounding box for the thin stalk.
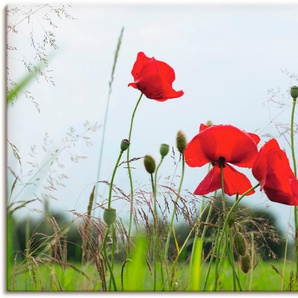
[154,156,166,290]
[127,93,143,251]
[108,225,117,291]
[220,166,226,214]
[290,98,297,176]
[228,228,236,291]
[211,183,260,291]
[94,27,124,213]
[163,200,211,290]
[249,232,255,291]
[214,165,227,290]
[215,184,260,269]
[107,150,124,209]
[150,172,157,291]
[202,216,223,291]
[164,155,185,288]
[290,98,298,274]
[103,227,117,291]
[281,208,292,290]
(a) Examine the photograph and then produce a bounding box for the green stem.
[214,183,260,280]
[249,232,254,291]
[164,154,185,288]
[150,172,157,291]
[290,98,298,274]
[214,165,227,290]
[108,150,124,209]
[290,98,297,177]
[163,201,211,290]
[220,166,226,214]
[203,216,222,291]
[281,209,291,290]
[127,93,143,251]
[103,227,117,291]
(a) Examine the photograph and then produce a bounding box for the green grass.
[8,259,298,292]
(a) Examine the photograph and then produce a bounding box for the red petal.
[128,52,184,101]
[130,52,151,79]
[194,164,254,196]
[185,125,259,168]
[253,138,298,205]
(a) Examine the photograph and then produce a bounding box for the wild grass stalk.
[94,27,124,213]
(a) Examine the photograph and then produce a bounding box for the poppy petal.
[194,164,255,196]
[252,138,298,205]
[128,52,184,101]
[185,125,259,168]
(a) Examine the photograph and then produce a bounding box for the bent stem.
[127,93,143,253]
[108,149,124,209]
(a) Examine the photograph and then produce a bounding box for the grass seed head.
[234,232,247,256]
[240,255,251,273]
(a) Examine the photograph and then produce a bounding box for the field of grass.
[8,259,298,292]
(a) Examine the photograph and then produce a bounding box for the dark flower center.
[212,156,226,168]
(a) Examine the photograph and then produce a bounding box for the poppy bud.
[234,232,247,256]
[144,155,156,174]
[160,143,169,158]
[103,208,116,226]
[176,130,187,154]
[240,255,251,273]
[291,86,298,100]
[206,120,213,127]
[120,139,130,152]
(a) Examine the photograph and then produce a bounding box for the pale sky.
[6,2,298,235]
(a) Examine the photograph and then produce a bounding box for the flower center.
[218,156,226,168]
[212,156,226,168]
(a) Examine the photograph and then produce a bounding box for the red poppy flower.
[184,124,260,196]
[128,52,184,101]
[252,138,298,206]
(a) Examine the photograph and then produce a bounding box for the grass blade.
[188,237,202,291]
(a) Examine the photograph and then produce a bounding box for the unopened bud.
[143,155,156,174]
[206,120,213,127]
[240,255,251,274]
[234,232,247,256]
[291,86,298,100]
[176,130,187,154]
[120,139,130,151]
[103,208,116,226]
[160,143,169,158]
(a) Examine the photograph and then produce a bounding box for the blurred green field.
[7,259,298,292]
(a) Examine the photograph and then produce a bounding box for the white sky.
[5,1,298,238]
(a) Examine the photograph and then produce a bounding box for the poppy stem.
[290,97,298,274]
[127,93,143,254]
[107,149,124,209]
[102,226,117,291]
[164,154,185,288]
[213,183,259,291]
[219,165,226,214]
[290,98,297,177]
[150,172,158,291]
